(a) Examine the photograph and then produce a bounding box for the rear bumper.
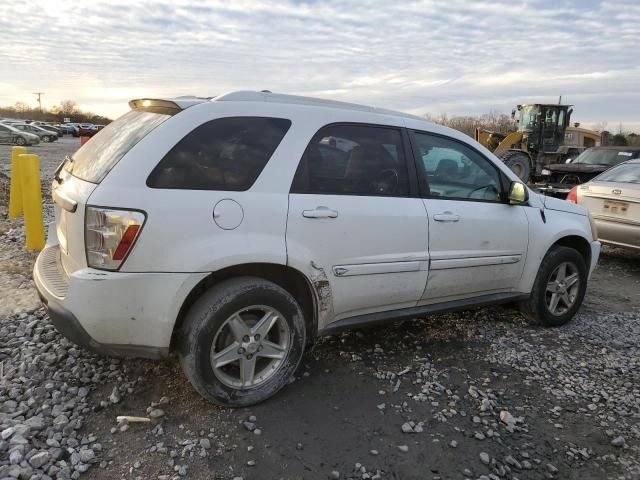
[593,217,640,251]
[33,244,206,359]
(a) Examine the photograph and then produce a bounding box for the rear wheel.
[520,246,587,326]
[178,277,306,407]
[15,136,26,146]
[499,150,531,183]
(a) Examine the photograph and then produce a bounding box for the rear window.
[67,111,170,183]
[595,162,640,184]
[146,117,291,191]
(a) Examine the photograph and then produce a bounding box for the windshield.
[572,149,637,166]
[66,110,170,183]
[595,162,640,184]
[518,105,540,132]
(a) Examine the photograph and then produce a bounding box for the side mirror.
[508,181,528,204]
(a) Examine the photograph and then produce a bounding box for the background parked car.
[31,121,63,137]
[11,123,58,142]
[568,159,640,251]
[77,124,97,136]
[0,122,40,146]
[60,124,79,135]
[537,146,640,197]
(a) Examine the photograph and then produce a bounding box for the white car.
[34,91,601,406]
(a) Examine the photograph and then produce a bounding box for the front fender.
[518,207,594,293]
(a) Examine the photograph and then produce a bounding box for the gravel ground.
[0,139,638,480]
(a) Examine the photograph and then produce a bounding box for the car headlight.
[587,211,598,241]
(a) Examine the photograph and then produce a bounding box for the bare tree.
[14,102,29,113]
[58,100,78,116]
[425,110,515,138]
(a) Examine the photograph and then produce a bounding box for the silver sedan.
[570,159,640,251]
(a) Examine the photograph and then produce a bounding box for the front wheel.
[178,277,306,407]
[42,136,51,143]
[15,136,26,146]
[519,246,587,326]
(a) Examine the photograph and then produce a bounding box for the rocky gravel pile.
[0,309,135,479]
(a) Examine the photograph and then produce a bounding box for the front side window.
[412,132,502,202]
[147,117,291,191]
[291,124,409,196]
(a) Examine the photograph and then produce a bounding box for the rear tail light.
[566,186,578,203]
[85,207,145,270]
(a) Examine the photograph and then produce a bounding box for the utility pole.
[33,92,44,113]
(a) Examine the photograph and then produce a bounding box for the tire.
[519,246,587,327]
[42,136,51,143]
[15,136,26,146]
[178,277,306,407]
[499,150,531,183]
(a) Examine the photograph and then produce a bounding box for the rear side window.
[147,117,291,191]
[291,124,409,196]
[68,111,170,183]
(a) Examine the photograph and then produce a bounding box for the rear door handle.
[302,206,338,219]
[433,211,460,222]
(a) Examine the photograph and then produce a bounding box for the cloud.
[1,0,639,129]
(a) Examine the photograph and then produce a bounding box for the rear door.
[286,123,429,323]
[409,130,529,302]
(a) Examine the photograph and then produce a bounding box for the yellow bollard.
[8,146,27,218]
[18,153,45,250]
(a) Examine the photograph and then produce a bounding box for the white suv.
[34,91,601,406]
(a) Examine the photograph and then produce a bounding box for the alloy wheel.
[545,261,580,316]
[210,306,290,389]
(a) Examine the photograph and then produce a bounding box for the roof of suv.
[214,91,426,121]
[130,91,426,122]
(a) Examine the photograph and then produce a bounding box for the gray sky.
[2,0,639,130]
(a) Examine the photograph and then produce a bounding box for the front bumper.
[533,183,572,198]
[33,244,206,359]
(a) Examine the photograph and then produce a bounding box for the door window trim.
[407,129,510,204]
[290,122,420,198]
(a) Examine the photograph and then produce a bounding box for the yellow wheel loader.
[475,104,600,183]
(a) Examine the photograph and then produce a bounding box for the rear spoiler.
[128,96,210,115]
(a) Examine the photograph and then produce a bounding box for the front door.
[409,130,529,302]
[287,124,429,325]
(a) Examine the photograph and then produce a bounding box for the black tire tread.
[178,276,305,407]
[519,246,587,327]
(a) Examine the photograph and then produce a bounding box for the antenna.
[558,95,562,105]
[33,92,44,113]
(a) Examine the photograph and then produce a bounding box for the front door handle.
[433,211,460,222]
[303,206,338,219]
